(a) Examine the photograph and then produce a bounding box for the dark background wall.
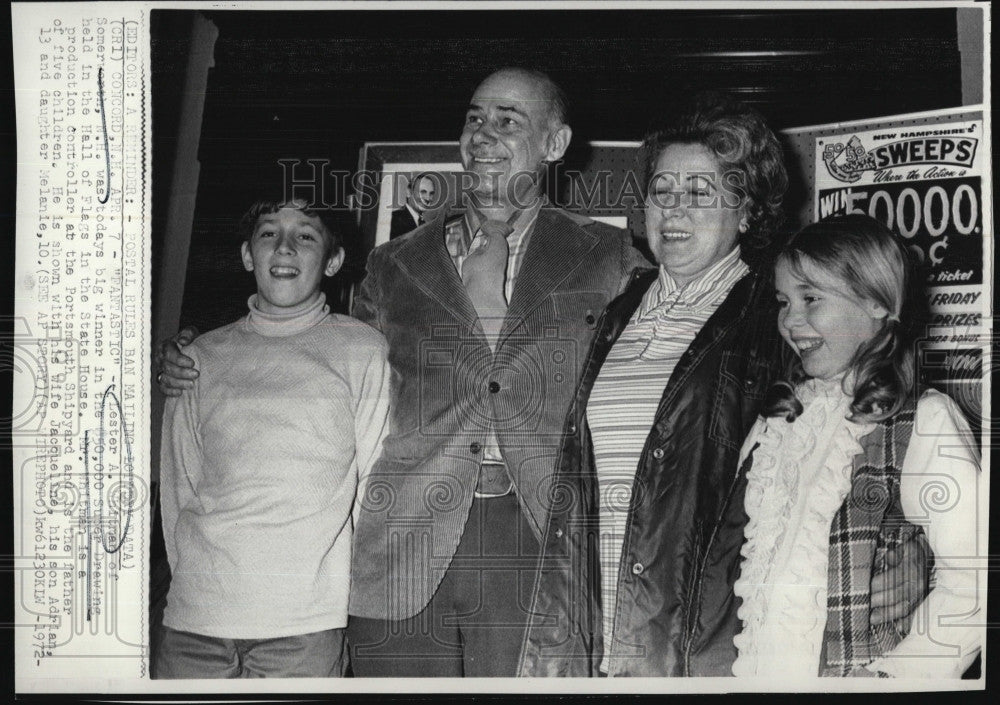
[150,7,969,335]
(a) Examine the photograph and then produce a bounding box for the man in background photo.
[389,171,437,239]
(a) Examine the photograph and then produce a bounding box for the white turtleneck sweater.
[160,294,391,639]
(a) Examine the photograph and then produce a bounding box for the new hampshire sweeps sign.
[821,132,978,184]
[815,118,984,286]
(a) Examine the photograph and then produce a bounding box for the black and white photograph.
[8,0,992,696]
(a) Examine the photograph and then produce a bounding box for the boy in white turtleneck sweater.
[154,200,391,678]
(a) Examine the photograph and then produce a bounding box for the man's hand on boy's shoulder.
[155,326,200,397]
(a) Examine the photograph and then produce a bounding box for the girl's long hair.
[763,214,926,424]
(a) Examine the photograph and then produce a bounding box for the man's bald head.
[460,68,573,213]
[482,67,570,128]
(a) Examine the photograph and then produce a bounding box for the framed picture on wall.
[358,140,644,253]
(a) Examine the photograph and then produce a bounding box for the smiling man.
[460,69,570,218]
[344,68,650,677]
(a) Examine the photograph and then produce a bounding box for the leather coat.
[519,266,784,676]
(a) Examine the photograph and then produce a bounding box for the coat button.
[744,378,757,390]
[585,313,596,325]
[652,448,665,460]
[568,422,577,434]
[632,562,644,575]
[470,442,481,454]
[489,381,501,393]
[555,528,564,538]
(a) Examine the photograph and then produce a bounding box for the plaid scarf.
[819,397,922,676]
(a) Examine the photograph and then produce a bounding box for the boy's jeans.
[152,625,348,678]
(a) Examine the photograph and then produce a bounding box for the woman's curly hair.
[763,213,927,424]
[640,91,789,252]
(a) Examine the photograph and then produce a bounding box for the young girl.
[732,213,981,678]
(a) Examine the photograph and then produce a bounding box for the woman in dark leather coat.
[518,94,926,678]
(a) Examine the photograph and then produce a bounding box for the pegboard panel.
[572,141,645,251]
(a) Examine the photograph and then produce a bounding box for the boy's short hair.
[238,198,342,258]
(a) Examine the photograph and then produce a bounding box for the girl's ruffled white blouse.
[732,379,981,679]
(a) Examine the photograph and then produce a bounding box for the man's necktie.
[462,218,513,349]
